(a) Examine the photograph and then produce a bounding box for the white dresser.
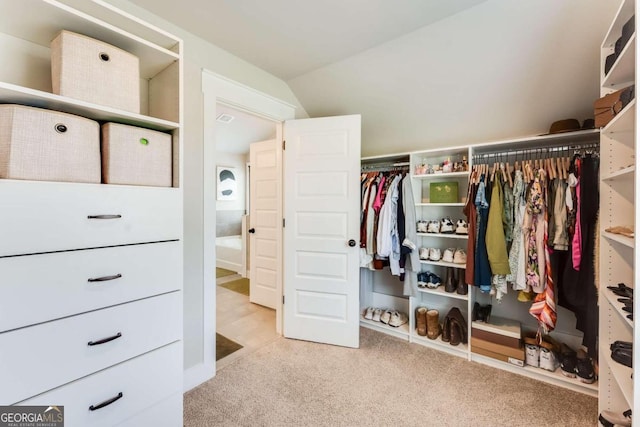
[0,1,184,426]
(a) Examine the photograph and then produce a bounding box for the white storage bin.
[102,123,172,187]
[51,30,140,113]
[0,104,100,183]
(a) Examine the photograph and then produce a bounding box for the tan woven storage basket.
[0,105,101,183]
[102,123,172,187]
[51,30,140,113]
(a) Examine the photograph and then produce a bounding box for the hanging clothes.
[401,176,420,297]
[377,175,401,275]
[464,179,478,286]
[507,170,526,290]
[474,175,491,292]
[523,168,546,294]
[486,174,510,300]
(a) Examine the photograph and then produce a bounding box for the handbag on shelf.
[594,85,635,128]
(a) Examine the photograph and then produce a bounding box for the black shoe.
[559,344,577,378]
[617,297,633,304]
[575,349,596,384]
[623,306,633,313]
[627,314,634,321]
[612,347,633,368]
[599,409,632,427]
[610,341,633,352]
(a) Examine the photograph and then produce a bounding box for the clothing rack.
[361,161,410,172]
[472,143,599,164]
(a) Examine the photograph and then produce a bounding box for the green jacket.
[486,175,511,275]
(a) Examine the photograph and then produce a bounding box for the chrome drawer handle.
[89,392,123,411]
[87,214,122,219]
[88,332,122,346]
[88,274,122,283]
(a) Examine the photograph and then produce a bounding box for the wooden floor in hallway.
[216,273,278,370]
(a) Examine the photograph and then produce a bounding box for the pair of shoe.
[417,218,468,235]
[444,267,468,295]
[559,344,596,384]
[417,271,442,289]
[608,283,634,299]
[442,248,467,264]
[363,307,408,327]
[611,341,632,368]
[442,307,467,346]
[599,409,632,427]
[471,302,492,322]
[419,247,442,261]
[415,307,441,339]
[523,333,559,372]
[617,296,634,321]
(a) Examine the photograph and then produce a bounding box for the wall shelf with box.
[0,0,184,424]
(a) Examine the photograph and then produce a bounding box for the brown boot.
[444,307,468,344]
[444,267,456,293]
[427,309,441,340]
[450,319,463,346]
[416,307,427,336]
[456,269,468,295]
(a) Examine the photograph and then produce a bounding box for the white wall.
[215,151,247,212]
[287,0,619,156]
[104,0,308,372]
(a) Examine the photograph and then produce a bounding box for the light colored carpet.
[216,267,236,278]
[184,328,596,426]
[219,278,250,296]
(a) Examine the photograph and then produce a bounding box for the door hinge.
[282,140,285,150]
[282,295,285,304]
[282,218,285,228]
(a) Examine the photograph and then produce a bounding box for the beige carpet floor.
[184,328,597,426]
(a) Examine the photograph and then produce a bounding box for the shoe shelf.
[602,350,634,408]
[410,331,468,358]
[411,171,469,180]
[360,315,410,341]
[602,99,635,136]
[419,259,466,269]
[415,203,465,207]
[603,289,634,330]
[417,286,468,301]
[602,231,635,248]
[602,34,635,89]
[417,232,468,240]
[602,164,635,182]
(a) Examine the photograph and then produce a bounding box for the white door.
[249,139,282,310]
[283,115,361,348]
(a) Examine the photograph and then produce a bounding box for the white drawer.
[0,180,182,257]
[117,392,183,427]
[18,343,182,427]
[1,292,181,404]
[0,241,181,332]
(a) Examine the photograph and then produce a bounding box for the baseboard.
[183,362,215,392]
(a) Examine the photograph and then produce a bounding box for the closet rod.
[473,143,599,162]
[361,161,410,172]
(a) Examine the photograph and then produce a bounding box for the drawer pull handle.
[88,274,122,283]
[89,392,123,411]
[88,332,122,346]
[88,214,122,219]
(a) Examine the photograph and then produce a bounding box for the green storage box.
[429,181,459,203]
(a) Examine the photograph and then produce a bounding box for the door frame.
[201,70,295,381]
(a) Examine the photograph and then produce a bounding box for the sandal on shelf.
[605,226,635,238]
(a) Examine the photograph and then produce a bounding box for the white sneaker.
[525,342,540,368]
[372,308,383,322]
[455,219,469,235]
[440,217,454,234]
[539,347,559,372]
[442,248,455,263]
[427,220,440,233]
[363,307,374,320]
[419,248,430,260]
[429,248,442,261]
[417,220,428,233]
[380,309,392,324]
[388,311,408,327]
[453,249,466,264]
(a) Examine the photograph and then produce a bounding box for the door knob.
[348,239,356,247]
[249,228,256,234]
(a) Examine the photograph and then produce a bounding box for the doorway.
[214,103,279,368]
